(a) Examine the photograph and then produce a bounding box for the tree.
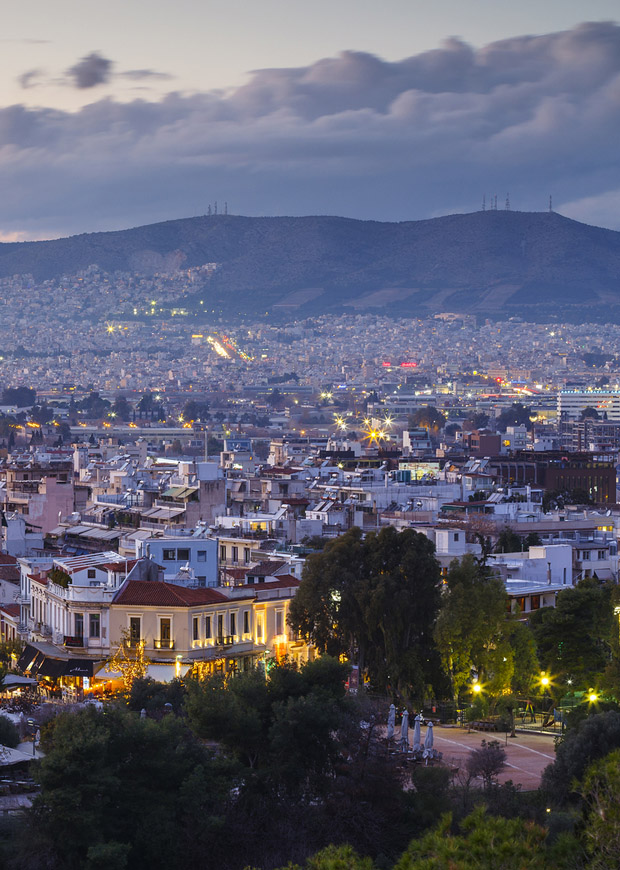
[0,715,20,748]
[581,748,620,869]
[495,403,533,432]
[523,532,542,548]
[465,739,506,791]
[580,406,600,421]
[542,711,620,804]
[25,707,234,870]
[185,658,349,795]
[1,386,35,407]
[465,412,490,430]
[434,555,507,703]
[494,526,522,553]
[408,405,446,432]
[288,527,444,700]
[111,397,131,421]
[107,629,150,692]
[393,807,548,870]
[529,579,613,693]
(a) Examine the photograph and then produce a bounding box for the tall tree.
[408,405,446,432]
[433,554,507,702]
[288,527,443,700]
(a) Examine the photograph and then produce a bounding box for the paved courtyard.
[431,725,556,790]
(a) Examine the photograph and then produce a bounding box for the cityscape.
[1,2,620,869]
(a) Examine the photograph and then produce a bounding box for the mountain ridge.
[2,210,620,320]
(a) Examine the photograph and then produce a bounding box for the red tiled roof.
[0,555,17,565]
[248,560,289,576]
[254,575,300,589]
[0,604,19,617]
[113,580,228,607]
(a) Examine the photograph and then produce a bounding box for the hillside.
[2,210,620,319]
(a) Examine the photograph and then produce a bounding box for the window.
[275,609,284,636]
[217,614,224,638]
[232,546,239,563]
[230,612,236,637]
[581,550,591,561]
[160,618,171,647]
[256,614,264,642]
[531,595,541,611]
[220,545,226,562]
[197,550,207,563]
[243,610,250,635]
[87,568,96,579]
[453,533,459,542]
[598,550,606,560]
[129,617,141,644]
[193,617,200,641]
[177,548,190,562]
[205,615,212,639]
[75,613,84,638]
[244,548,250,564]
[163,549,175,561]
[89,613,100,638]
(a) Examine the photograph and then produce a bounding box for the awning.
[38,658,67,679]
[17,645,44,674]
[65,659,95,678]
[1,675,38,690]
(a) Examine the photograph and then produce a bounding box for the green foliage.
[185,659,349,794]
[433,555,509,702]
[529,579,613,692]
[0,714,20,748]
[26,706,234,870]
[465,740,507,790]
[128,677,186,714]
[393,806,548,869]
[47,567,71,588]
[542,710,620,804]
[288,527,444,700]
[407,405,446,432]
[1,386,36,407]
[494,526,522,554]
[495,403,533,433]
[277,844,375,870]
[579,406,600,420]
[580,748,620,869]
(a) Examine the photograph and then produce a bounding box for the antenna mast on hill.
[224,202,228,215]
[207,204,212,216]
[505,193,510,210]
[214,201,218,215]
[549,195,553,213]
[482,194,486,211]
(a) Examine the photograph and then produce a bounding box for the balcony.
[64,635,84,648]
[216,635,234,646]
[153,638,175,650]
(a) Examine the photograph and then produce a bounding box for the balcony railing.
[216,635,234,646]
[64,635,84,648]
[153,638,175,650]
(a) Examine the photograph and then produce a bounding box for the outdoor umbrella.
[413,713,422,751]
[423,721,434,763]
[387,704,396,740]
[400,709,409,751]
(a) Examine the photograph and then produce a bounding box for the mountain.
[2,210,620,320]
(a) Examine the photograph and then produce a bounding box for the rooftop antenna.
[549,195,553,213]
[224,201,228,215]
[482,193,486,211]
[505,192,510,210]
[494,194,498,210]
[214,201,218,215]
[207,204,212,216]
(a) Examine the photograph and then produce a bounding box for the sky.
[1,1,620,239]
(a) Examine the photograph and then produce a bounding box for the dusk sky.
[2,1,620,239]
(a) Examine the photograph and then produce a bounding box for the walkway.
[432,725,556,790]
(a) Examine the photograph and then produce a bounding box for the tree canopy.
[288,527,444,700]
[408,405,446,432]
[495,403,533,432]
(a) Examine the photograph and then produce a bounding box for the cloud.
[65,51,112,89]
[2,21,620,237]
[17,69,44,89]
[119,69,174,81]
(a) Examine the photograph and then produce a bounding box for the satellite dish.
[606,509,612,516]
